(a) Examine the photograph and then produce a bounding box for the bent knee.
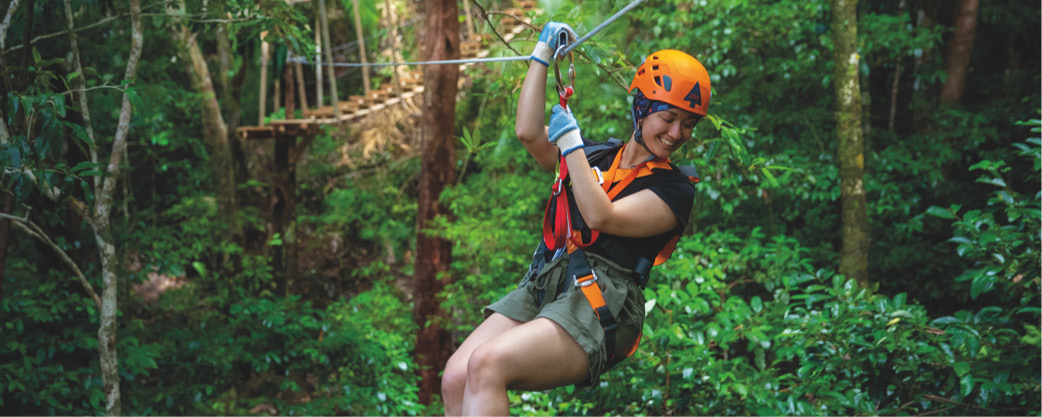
[465,344,511,386]
[442,356,468,396]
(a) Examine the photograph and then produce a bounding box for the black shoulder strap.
[677,165,700,183]
[584,138,624,163]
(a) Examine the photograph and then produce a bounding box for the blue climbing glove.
[531,22,577,67]
[549,104,584,156]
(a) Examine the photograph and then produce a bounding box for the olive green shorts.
[485,250,645,385]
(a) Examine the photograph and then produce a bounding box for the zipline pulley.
[553,41,575,109]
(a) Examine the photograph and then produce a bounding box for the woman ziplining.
[440,19,713,416]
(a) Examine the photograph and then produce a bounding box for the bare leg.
[442,313,524,416]
[461,317,589,416]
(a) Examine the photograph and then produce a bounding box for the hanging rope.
[288,0,645,68]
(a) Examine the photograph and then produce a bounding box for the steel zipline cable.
[288,0,645,68]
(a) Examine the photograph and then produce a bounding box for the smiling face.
[638,108,702,158]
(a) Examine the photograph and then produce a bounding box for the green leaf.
[889,310,914,319]
[126,88,144,111]
[1015,307,1042,315]
[68,123,96,149]
[750,296,763,313]
[191,261,207,278]
[960,374,974,397]
[975,176,1007,188]
[953,361,970,377]
[52,94,66,117]
[970,273,995,300]
[926,205,956,219]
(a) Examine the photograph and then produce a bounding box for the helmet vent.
[652,65,659,71]
[654,76,661,87]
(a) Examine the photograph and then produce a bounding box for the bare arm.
[515,61,559,172]
[563,149,679,238]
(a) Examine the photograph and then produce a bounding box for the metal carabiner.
[553,42,576,109]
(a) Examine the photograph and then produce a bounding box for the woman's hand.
[518,21,579,172]
[531,22,577,67]
[548,104,584,156]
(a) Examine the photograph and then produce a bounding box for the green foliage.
[512,226,1038,415]
[119,284,421,416]
[299,145,418,275]
[1,275,100,414]
[925,134,1041,302]
[3,0,1041,414]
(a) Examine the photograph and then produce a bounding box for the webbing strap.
[569,250,617,360]
[542,155,572,250]
[569,249,641,363]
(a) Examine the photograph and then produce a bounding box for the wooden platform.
[235,0,536,141]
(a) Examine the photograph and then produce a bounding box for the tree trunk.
[939,0,979,105]
[93,0,143,413]
[272,66,298,296]
[889,0,908,133]
[910,0,936,132]
[171,18,238,237]
[317,0,341,120]
[215,20,251,216]
[351,0,370,94]
[0,0,21,284]
[831,0,869,287]
[0,194,10,292]
[414,0,459,405]
[383,0,405,105]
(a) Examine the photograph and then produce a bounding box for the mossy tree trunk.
[831,0,869,286]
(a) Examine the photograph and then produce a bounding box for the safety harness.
[538,139,698,365]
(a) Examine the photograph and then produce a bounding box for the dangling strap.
[568,248,641,366]
[542,154,572,250]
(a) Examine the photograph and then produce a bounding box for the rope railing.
[288,0,644,68]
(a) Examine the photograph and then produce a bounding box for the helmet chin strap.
[632,121,657,163]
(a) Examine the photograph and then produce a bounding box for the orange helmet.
[628,50,711,116]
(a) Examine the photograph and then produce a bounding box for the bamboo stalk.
[259,33,269,126]
[384,0,404,106]
[294,57,308,112]
[351,0,370,93]
[314,15,323,108]
[318,0,341,121]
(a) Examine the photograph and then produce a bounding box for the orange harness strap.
[569,247,640,365]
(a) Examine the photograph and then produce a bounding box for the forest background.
[1,0,1039,415]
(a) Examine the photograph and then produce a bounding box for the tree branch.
[64,0,100,193]
[469,0,525,57]
[2,4,120,56]
[4,166,62,201]
[2,3,245,56]
[575,49,630,91]
[96,0,143,221]
[2,212,101,310]
[0,0,19,50]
